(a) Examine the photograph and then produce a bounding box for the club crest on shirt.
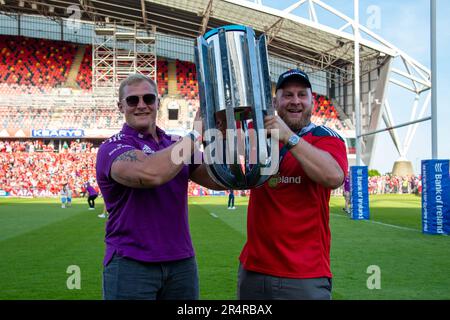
[268,173,281,188]
[142,144,155,155]
[268,173,302,188]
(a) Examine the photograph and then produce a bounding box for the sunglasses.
[122,94,157,107]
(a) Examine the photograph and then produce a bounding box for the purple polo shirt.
[86,185,98,196]
[344,175,350,192]
[96,123,198,266]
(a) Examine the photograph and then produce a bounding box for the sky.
[258,0,450,174]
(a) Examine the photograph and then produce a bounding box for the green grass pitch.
[0,194,449,300]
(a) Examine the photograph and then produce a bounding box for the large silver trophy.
[195,25,277,189]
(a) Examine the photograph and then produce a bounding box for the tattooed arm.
[110,136,195,188]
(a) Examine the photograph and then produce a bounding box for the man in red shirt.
[238,69,348,300]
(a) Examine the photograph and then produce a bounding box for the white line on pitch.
[209,212,218,218]
[331,213,420,232]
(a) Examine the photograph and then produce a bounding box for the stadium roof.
[0,0,430,90]
[0,0,397,70]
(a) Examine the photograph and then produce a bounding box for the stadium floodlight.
[0,0,5,6]
[49,6,54,13]
[18,0,24,7]
[31,2,37,10]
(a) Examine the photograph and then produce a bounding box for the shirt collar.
[298,122,316,136]
[121,123,167,141]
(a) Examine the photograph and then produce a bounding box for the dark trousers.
[88,194,97,208]
[228,194,235,207]
[237,264,332,300]
[103,254,199,300]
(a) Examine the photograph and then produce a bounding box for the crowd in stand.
[332,174,421,196]
[0,140,98,197]
[0,138,423,198]
[0,139,95,154]
[368,174,421,195]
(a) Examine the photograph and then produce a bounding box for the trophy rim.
[203,24,247,40]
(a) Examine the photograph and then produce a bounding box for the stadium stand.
[311,93,346,132]
[0,35,412,199]
[0,35,76,93]
[157,59,169,97]
[176,60,198,99]
[76,45,92,91]
[0,35,346,133]
[0,34,348,170]
[0,104,122,130]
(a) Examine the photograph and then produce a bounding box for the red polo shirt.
[239,125,348,279]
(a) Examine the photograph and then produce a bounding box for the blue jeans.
[103,254,199,300]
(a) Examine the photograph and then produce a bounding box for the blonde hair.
[118,73,158,101]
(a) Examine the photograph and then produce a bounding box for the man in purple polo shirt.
[85,181,98,210]
[96,73,223,300]
[343,174,351,215]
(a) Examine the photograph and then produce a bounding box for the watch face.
[289,135,300,146]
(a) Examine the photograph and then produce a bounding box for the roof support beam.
[283,0,308,14]
[265,17,284,45]
[140,0,147,26]
[79,0,96,22]
[199,0,214,35]
[391,68,431,89]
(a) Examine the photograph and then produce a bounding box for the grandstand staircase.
[332,98,354,130]
[65,45,87,89]
[167,61,178,96]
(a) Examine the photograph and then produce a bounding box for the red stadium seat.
[157,59,168,97]
[76,46,92,91]
[176,60,198,99]
[0,35,76,91]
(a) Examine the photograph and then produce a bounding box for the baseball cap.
[276,69,312,91]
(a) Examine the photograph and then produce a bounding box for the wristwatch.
[286,134,301,150]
